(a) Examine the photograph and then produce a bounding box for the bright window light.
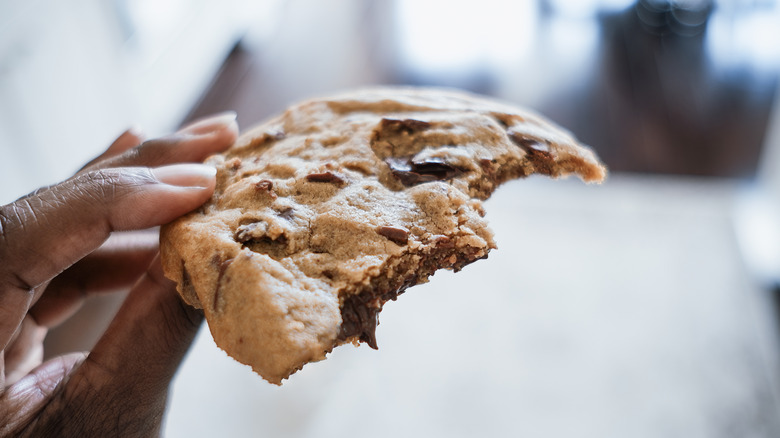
[394,0,539,76]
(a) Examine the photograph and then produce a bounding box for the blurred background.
[2,0,780,436]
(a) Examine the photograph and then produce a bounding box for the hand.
[0,112,238,437]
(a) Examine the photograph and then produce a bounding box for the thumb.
[0,164,216,294]
[17,257,203,437]
[83,256,203,388]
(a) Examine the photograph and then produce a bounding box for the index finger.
[29,230,159,328]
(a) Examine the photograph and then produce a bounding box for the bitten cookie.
[160,87,606,384]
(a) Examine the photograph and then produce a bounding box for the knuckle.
[0,204,12,240]
[131,137,178,166]
[1,201,32,263]
[75,169,156,202]
[123,143,143,163]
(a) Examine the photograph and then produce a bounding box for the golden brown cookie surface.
[160,87,606,384]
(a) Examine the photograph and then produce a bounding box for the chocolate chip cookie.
[160,87,606,384]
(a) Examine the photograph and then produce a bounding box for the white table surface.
[164,173,780,438]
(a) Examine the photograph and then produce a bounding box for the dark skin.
[0,112,238,436]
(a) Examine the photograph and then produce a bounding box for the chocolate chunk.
[179,262,199,305]
[254,180,276,198]
[377,226,409,245]
[339,293,381,349]
[338,277,420,350]
[509,132,552,155]
[379,118,432,134]
[305,172,344,184]
[218,258,233,278]
[336,242,491,351]
[385,157,464,186]
[508,132,554,175]
[181,263,193,292]
[479,158,497,178]
[255,180,273,191]
[214,257,234,311]
[410,158,463,178]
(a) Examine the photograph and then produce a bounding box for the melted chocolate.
[254,180,276,198]
[337,244,488,349]
[213,258,234,310]
[508,132,554,175]
[385,157,464,186]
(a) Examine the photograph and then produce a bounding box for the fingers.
[4,352,85,403]
[0,164,215,351]
[21,257,204,436]
[0,113,237,435]
[3,316,47,385]
[80,111,237,173]
[0,352,86,435]
[106,126,146,156]
[29,230,159,328]
[80,127,146,170]
[84,112,238,172]
[2,258,201,437]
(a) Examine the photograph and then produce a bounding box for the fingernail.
[179,111,238,135]
[126,124,145,139]
[115,125,145,146]
[152,164,217,188]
